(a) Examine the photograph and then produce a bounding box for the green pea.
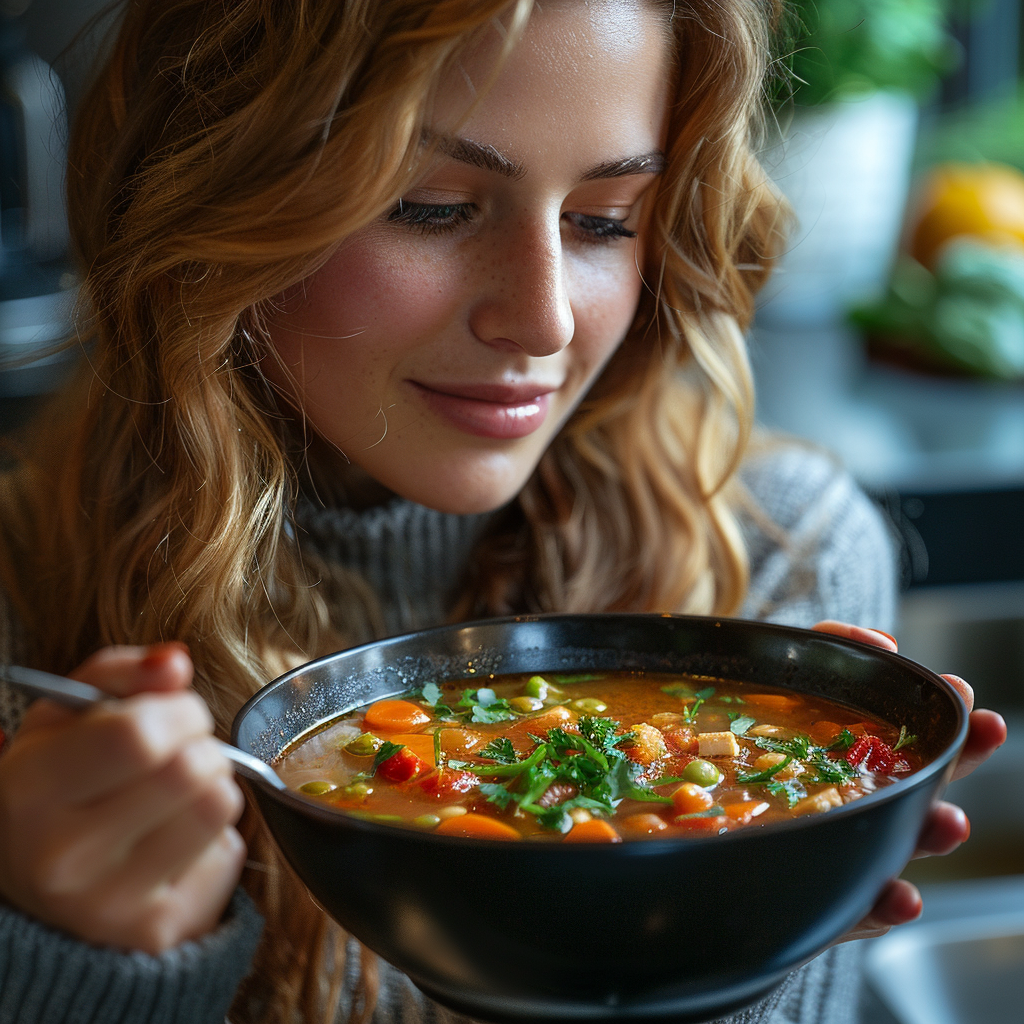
[341,781,373,801]
[570,697,608,714]
[682,759,722,788]
[509,695,545,713]
[299,780,337,797]
[524,675,565,700]
[412,814,442,829]
[345,733,381,757]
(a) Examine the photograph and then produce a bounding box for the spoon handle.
[3,664,286,791]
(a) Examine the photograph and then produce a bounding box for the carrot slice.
[363,700,431,732]
[671,782,714,815]
[434,813,522,840]
[620,813,669,835]
[742,693,801,711]
[722,800,770,825]
[563,818,622,843]
[387,733,437,765]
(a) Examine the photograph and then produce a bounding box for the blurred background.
[3,2,1024,1021]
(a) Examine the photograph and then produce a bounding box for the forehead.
[430,0,673,164]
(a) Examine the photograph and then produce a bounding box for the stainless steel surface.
[865,875,1024,1024]
[3,663,286,791]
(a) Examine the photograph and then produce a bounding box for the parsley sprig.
[454,715,669,833]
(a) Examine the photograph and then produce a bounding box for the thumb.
[69,642,194,698]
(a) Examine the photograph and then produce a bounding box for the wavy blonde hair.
[0,0,786,1020]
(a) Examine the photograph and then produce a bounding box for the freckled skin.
[264,0,672,514]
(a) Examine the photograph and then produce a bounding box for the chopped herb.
[730,715,757,736]
[433,728,443,766]
[479,782,516,809]
[718,696,746,705]
[754,733,812,759]
[826,729,856,752]
[368,740,404,777]
[420,682,443,706]
[548,673,604,684]
[766,778,806,807]
[892,726,917,752]
[736,755,793,784]
[476,738,518,764]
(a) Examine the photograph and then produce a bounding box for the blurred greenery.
[785,0,961,105]
[850,241,1024,380]
[914,84,1024,173]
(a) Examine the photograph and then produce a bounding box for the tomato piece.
[663,726,698,755]
[415,768,479,799]
[377,745,427,782]
[671,782,714,815]
[845,735,897,773]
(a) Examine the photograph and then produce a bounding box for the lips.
[409,380,559,440]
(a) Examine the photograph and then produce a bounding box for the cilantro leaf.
[548,673,604,685]
[368,740,404,777]
[674,804,726,820]
[730,715,756,736]
[766,778,806,807]
[477,738,518,764]
[479,782,516,809]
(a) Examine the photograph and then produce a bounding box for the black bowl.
[231,614,968,1024]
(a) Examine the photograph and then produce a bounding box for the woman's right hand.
[0,643,246,955]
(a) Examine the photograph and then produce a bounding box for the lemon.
[908,162,1024,268]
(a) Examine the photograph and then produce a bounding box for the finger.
[940,674,974,713]
[951,708,1007,782]
[35,739,235,895]
[16,643,195,734]
[9,691,215,807]
[76,827,247,955]
[812,620,899,652]
[69,643,193,698]
[911,800,969,859]
[109,776,245,897]
[859,878,923,933]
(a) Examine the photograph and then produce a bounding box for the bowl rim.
[231,612,970,847]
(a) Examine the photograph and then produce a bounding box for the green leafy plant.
[785,0,960,105]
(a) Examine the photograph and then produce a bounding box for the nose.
[468,216,575,356]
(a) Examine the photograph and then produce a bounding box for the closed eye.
[564,212,637,243]
[387,201,475,234]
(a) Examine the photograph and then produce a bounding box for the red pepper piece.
[845,735,897,774]
[377,745,426,782]
[415,768,479,799]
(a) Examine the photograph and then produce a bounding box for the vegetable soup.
[275,672,923,841]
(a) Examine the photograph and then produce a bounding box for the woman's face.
[265,0,672,513]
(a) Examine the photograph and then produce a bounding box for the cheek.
[275,236,459,356]
[572,252,644,363]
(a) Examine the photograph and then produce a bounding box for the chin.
[380,462,534,517]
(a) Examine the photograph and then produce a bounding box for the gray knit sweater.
[0,446,896,1024]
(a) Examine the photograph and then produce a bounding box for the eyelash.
[386,201,637,243]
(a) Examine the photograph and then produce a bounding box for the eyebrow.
[427,132,666,183]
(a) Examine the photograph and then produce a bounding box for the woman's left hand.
[813,620,1008,942]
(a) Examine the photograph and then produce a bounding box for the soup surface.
[276,672,922,841]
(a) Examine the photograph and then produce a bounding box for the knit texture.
[0,446,895,1023]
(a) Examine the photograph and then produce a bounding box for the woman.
[0,1,1004,1022]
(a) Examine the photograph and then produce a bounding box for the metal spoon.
[3,663,287,791]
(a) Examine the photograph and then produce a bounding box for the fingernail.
[872,629,898,647]
[141,641,190,671]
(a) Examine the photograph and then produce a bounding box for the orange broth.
[275,672,923,841]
